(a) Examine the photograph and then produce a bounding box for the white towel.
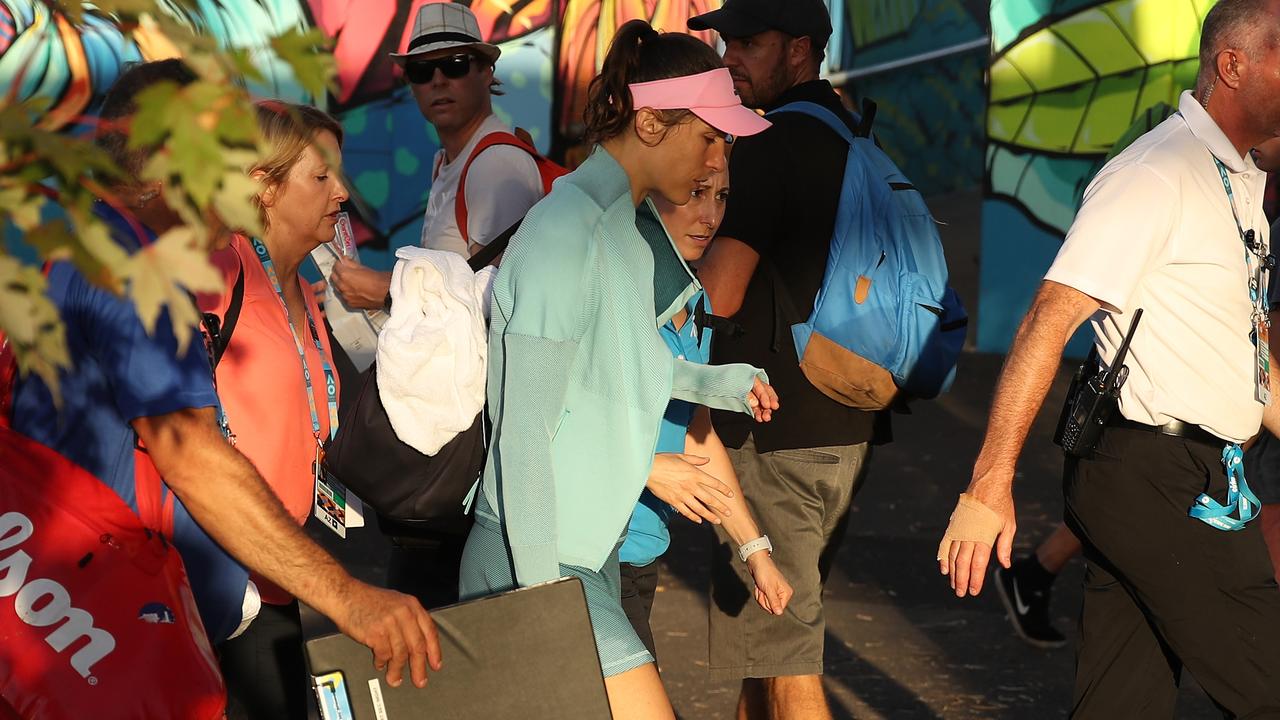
[378,248,489,455]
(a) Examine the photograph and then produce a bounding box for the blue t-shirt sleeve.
[60,264,219,421]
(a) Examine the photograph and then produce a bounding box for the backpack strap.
[466,217,522,271]
[202,262,244,363]
[768,101,858,146]
[856,98,877,138]
[136,263,244,540]
[454,131,541,247]
[692,296,743,345]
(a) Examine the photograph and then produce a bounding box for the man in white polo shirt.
[939,0,1280,716]
[331,2,544,308]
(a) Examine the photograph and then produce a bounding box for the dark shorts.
[619,561,660,658]
[708,435,870,680]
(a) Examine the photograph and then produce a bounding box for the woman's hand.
[746,552,792,616]
[746,377,779,422]
[646,453,733,525]
[331,257,393,310]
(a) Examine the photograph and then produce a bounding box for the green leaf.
[271,28,337,99]
[211,171,264,237]
[128,83,182,149]
[118,227,223,354]
[0,185,43,231]
[30,133,90,181]
[216,100,258,145]
[169,120,225,206]
[224,48,267,85]
[0,255,69,405]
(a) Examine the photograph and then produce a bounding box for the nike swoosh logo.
[1012,582,1031,616]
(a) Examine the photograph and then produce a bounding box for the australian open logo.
[254,241,269,260]
[0,511,116,681]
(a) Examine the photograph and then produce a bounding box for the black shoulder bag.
[322,219,520,538]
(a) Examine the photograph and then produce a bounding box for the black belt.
[1107,416,1225,448]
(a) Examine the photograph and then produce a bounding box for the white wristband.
[738,535,772,562]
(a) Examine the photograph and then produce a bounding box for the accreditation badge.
[1256,317,1272,405]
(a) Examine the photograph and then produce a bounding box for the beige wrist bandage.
[937,493,1003,560]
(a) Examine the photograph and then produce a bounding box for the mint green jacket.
[477,148,767,587]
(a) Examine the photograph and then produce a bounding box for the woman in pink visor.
[459,19,775,717]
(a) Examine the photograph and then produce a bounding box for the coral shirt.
[199,234,340,604]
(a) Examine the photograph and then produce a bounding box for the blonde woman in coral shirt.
[199,100,351,720]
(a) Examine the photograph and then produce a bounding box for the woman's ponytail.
[582,20,722,144]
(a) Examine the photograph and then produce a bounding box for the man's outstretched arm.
[134,407,442,688]
[940,280,1099,597]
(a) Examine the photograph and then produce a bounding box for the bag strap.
[856,98,877,138]
[454,130,541,247]
[768,101,858,147]
[692,295,743,345]
[467,217,522,271]
[213,265,245,366]
[136,264,244,540]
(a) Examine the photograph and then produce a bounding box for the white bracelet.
[738,535,772,562]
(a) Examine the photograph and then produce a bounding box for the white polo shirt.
[420,113,544,257]
[1045,91,1270,443]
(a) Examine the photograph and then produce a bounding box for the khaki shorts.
[708,434,870,680]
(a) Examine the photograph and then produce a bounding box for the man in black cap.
[688,2,878,718]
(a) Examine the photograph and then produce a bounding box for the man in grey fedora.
[333,2,544,305]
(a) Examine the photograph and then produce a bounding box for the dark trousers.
[219,601,307,720]
[1064,426,1280,718]
[620,561,660,658]
[386,532,466,609]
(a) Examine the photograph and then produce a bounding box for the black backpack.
[322,222,516,538]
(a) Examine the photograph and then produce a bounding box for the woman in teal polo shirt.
[458,20,777,718]
[619,170,793,659]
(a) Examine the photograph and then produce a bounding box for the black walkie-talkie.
[1054,309,1144,458]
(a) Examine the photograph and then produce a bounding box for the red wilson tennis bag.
[0,426,225,719]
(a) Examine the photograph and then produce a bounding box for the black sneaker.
[994,563,1067,649]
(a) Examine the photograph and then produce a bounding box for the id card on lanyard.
[1214,158,1272,405]
[250,237,363,537]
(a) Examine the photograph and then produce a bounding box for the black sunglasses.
[404,54,475,84]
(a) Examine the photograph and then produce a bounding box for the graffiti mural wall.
[827,0,989,196]
[978,0,1214,352]
[0,0,724,265]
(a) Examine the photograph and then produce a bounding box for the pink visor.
[629,68,770,138]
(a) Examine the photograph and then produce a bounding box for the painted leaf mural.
[978,0,1217,353]
[986,0,1214,235]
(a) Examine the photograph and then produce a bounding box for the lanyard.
[249,238,339,445]
[1189,444,1261,531]
[1188,161,1267,532]
[1213,158,1269,321]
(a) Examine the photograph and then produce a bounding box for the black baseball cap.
[688,0,832,45]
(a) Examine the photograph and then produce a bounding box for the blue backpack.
[767,101,967,409]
